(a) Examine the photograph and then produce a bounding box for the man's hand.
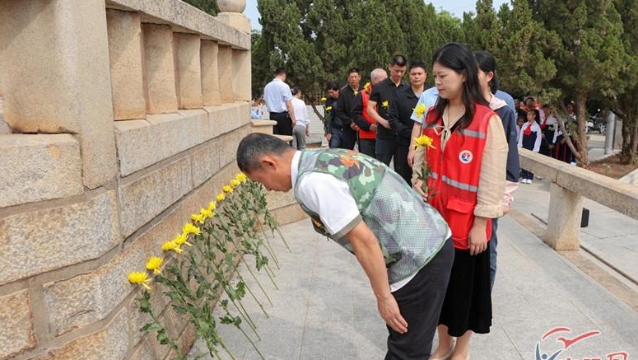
[377,295,408,334]
[469,217,488,256]
[407,147,415,167]
[326,133,332,142]
[345,222,408,334]
[370,124,378,132]
[350,122,360,131]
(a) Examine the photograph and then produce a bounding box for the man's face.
[245,164,291,192]
[567,103,574,113]
[409,67,426,87]
[327,89,339,99]
[388,64,406,82]
[348,72,361,88]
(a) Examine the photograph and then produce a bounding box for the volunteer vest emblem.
[459,150,473,164]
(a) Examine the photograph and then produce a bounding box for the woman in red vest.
[413,43,508,360]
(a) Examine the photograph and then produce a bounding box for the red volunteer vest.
[359,89,376,140]
[423,103,494,249]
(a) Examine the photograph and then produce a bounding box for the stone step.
[251,119,277,135]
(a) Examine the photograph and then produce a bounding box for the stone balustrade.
[0,0,261,359]
[519,149,638,250]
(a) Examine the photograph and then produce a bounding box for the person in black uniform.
[333,68,362,150]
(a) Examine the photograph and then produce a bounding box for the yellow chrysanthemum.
[354,90,358,96]
[320,97,327,103]
[207,200,217,212]
[200,207,214,219]
[230,179,241,188]
[191,213,205,224]
[326,106,333,111]
[174,233,191,247]
[145,257,163,274]
[216,193,226,202]
[382,100,389,108]
[236,173,247,183]
[223,185,233,194]
[162,240,183,254]
[414,103,426,117]
[128,271,151,290]
[182,223,201,236]
[414,135,436,150]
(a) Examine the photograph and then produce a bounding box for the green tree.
[532,0,627,166]
[495,0,558,99]
[613,0,638,164]
[464,0,501,52]
[183,0,218,16]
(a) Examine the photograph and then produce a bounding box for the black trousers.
[393,143,412,185]
[376,137,396,165]
[270,112,293,136]
[359,138,376,158]
[385,239,454,360]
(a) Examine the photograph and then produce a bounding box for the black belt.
[270,111,288,115]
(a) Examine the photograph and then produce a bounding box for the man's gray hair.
[370,68,387,83]
[236,133,292,172]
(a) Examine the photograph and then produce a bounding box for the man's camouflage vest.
[294,149,450,284]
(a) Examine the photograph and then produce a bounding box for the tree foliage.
[183,0,218,16]
[251,0,638,163]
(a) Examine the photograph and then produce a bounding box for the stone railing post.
[0,0,117,189]
[106,9,146,120]
[175,33,204,109]
[218,46,234,103]
[217,0,251,34]
[233,49,251,101]
[545,183,583,251]
[201,40,222,105]
[142,23,178,113]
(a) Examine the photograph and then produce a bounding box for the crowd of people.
[243,42,579,360]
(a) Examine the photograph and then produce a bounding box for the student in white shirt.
[291,88,310,150]
[518,109,542,183]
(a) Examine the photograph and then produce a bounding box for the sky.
[243,0,511,30]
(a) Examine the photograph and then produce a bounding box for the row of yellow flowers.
[127,172,248,290]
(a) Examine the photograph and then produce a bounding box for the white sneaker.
[523,179,530,184]
[528,179,533,184]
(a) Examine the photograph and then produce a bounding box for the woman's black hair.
[325,82,340,91]
[291,87,301,96]
[528,108,540,121]
[474,50,500,94]
[430,43,488,131]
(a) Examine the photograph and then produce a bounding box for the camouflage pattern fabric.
[295,149,451,284]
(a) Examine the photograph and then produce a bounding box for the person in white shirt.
[290,88,310,150]
[518,109,543,183]
[263,67,296,135]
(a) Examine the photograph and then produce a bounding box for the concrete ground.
[189,125,638,360]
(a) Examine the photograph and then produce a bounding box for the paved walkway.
[189,133,638,359]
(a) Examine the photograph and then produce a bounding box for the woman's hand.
[413,180,428,201]
[469,217,489,256]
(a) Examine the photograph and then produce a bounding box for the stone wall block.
[174,33,204,109]
[43,208,181,336]
[36,308,129,360]
[271,203,308,225]
[116,110,210,177]
[201,41,222,105]
[106,9,146,120]
[265,190,298,212]
[190,142,221,189]
[0,134,83,208]
[120,158,192,237]
[143,23,178,114]
[217,46,234,103]
[232,49,251,101]
[0,191,120,285]
[0,0,117,189]
[0,290,36,358]
[545,183,583,251]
